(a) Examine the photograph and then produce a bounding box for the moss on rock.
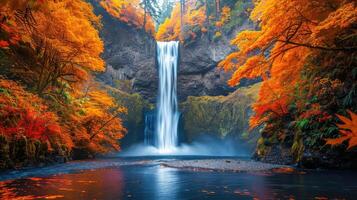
[107,86,153,145]
[181,83,261,142]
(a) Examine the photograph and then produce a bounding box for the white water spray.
[156,41,180,153]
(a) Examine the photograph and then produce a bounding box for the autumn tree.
[141,0,161,28]
[180,0,186,37]
[156,0,206,42]
[1,0,105,95]
[219,0,357,157]
[0,0,127,157]
[99,0,155,35]
[215,0,220,18]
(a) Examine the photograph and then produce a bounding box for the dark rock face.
[254,143,357,169]
[92,0,255,102]
[177,36,236,101]
[91,1,157,102]
[177,21,255,101]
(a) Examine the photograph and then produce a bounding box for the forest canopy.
[219,0,357,159]
[0,0,126,168]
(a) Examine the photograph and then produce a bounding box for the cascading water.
[155,41,180,153]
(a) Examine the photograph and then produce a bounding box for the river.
[1,156,356,199]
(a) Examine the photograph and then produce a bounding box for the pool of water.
[0,156,356,199]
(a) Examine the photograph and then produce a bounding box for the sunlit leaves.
[326,110,357,150]
[156,0,206,42]
[99,0,155,35]
[219,0,356,131]
[0,0,127,154]
[0,78,62,140]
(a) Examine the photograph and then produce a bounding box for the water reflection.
[1,158,357,200]
[155,167,180,200]
[0,168,124,199]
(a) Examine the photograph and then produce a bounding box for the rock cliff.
[92,1,255,102]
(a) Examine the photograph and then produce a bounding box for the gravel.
[161,159,290,172]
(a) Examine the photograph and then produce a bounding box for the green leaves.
[296,119,309,129]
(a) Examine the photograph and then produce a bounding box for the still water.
[0,156,356,200]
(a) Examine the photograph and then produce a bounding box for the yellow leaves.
[156,1,206,42]
[81,90,114,118]
[88,90,115,108]
[228,55,268,86]
[33,0,105,72]
[231,30,262,53]
[156,3,181,41]
[216,6,231,28]
[326,110,357,150]
[220,0,357,130]
[311,2,357,46]
[218,52,243,71]
[218,30,265,79]
[99,0,155,35]
[214,31,222,38]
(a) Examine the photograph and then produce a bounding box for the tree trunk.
[180,0,185,40]
[143,0,147,31]
[215,0,220,18]
[205,0,211,41]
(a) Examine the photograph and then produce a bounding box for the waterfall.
[156,41,180,153]
[144,112,155,146]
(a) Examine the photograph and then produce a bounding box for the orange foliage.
[0,0,105,94]
[31,0,105,72]
[0,0,127,154]
[326,110,357,150]
[99,0,155,35]
[216,6,230,28]
[219,0,357,128]
[156,0,206,42]
[0,78,73,147]
[63,85,127,152]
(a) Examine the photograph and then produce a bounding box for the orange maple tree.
[219,0,357,129]
[326,111,357,149]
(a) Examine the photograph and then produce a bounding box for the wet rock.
[181,83,261,143]
[254,145,294,165]
[71,147,94,160]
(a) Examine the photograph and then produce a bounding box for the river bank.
[161,159,292,173]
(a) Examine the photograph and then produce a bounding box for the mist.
[118,135,253,157]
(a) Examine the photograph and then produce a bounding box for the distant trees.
[141,0,161,29]
[180,0,186,37]
[99,0,155,34]
[156,0,206,42]
[215,0,220,17]
[156,0,249,42]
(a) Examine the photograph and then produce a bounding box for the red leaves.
[326,110,357,150]
[0,106,60,140]
[0,40,9,48]
[299,103,332,123]
[0,79,61,140]
[0,22,21,48]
